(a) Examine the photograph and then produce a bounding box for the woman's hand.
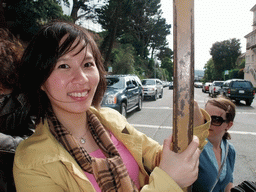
[159,135,200,189]
[193,101,204,127]
[225,182,233,192]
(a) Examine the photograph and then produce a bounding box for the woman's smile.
[67,90,89,98]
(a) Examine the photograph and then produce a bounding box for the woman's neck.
[52,107,89,137]
[208,136,222,149]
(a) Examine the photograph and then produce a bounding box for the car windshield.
[106,77,125,89]
[142,80,155,85]
[232,81,252,88]
[214,82,223,86]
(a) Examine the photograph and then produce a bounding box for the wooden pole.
[173,0,194,191]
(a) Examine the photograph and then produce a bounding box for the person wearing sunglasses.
[0,29,34,192]
[192,97,236,192]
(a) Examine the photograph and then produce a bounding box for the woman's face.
[205,103,233,140]
[42,38,100,115]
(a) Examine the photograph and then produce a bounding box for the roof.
[250,4,256,12]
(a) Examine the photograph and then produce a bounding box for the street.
[126,87,256,186]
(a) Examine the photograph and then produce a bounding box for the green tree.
[228,69,244,79]
[69,0,98,22]
[203,58,219,82]
[157,47,174,61]
[97,0,132,66]
[127,0,167,59]
[111,44,135,74]
[210,38,241,79]
[161,57,173,81]
[149,16,171,57]
[5,0,71,41]
[97,0,170,68]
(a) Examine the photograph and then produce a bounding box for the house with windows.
[244,4,256,87]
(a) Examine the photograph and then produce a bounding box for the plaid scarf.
[47,109,138,192]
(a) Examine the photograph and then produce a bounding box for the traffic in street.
[126,86,256,186]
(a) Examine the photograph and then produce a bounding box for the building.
[244,4,256,87]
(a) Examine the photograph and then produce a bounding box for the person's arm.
[225,182,233,192]
[139,102,209,191]
[139,135,200,191]
[13,163,65,192]
[159,135,200,189]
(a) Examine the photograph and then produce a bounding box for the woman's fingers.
[162,135,173,151]
[181,135,200,158]
[159,135,201,188]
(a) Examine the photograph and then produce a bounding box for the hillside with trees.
[0,0,173,80]
[203,38,244,82]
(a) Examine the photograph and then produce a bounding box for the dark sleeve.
[0,133,24,192]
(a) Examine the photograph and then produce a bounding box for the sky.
[161,0,256,70]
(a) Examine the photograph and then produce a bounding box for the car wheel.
[137,95,142,111]
[159,90,163,98]
[120,103,127,117]
[153,91,157,100]
[246,99,253,106]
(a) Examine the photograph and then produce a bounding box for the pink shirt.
[84,133,140,191]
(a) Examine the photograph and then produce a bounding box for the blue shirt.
[192,139,236,192]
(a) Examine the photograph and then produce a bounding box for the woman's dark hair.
[206,96,236,140]
[0,28,24,90]
[19,21,106,125]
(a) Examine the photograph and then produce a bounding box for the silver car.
[142,79,163,100]
[209,81,224,97]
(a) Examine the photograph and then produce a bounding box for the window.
[132,79,138,87]
[107,77,125,89]
[142,80,155,85]
[232,81,252,88]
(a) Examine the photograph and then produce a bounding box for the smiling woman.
[41,40,100,115]
[13,21,210,192]
[18,22,106,124]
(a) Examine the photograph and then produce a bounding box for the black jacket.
[0,134,23,192]
[0,93,34,192]
[0,93,34,136]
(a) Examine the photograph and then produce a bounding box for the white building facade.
[244,4,256,87]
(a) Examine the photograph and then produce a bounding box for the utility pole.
[173,0,194,191]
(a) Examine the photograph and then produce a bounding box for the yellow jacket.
[13,107,210,192]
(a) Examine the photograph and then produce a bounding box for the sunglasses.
[211,115,229,126]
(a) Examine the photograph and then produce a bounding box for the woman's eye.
[58,64,70,69]
[84,62,94,68]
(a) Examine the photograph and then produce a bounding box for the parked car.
[194,82,203,88]
[162,81,169,88]
[202,82,212,93]
[209,81,224,97]
[142,78,163,100]
[221,79,255,106]
[101,74,143,117]
[169,81,173,89]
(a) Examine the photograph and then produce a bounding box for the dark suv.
[221,79,255,106]
[101,75,143,117]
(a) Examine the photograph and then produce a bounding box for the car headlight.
[149,88,155,91]
[104,95,117,105]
